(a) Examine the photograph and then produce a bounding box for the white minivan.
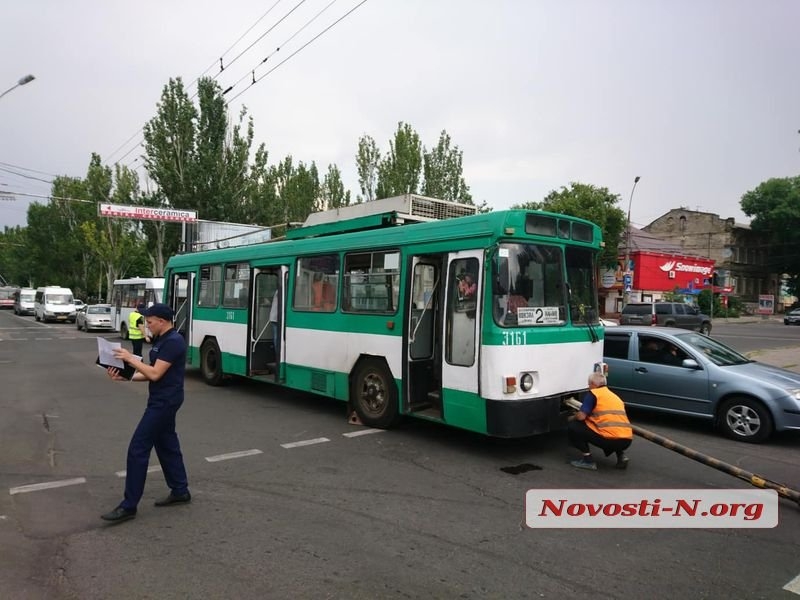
[14,287,36,315]
[34,286,77,323]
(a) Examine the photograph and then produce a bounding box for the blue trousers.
[120,402,189,511]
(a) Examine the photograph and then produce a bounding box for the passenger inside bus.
[311,273,336,311]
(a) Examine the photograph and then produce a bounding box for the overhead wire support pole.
[623,175,641,308]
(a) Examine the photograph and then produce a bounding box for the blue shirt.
[579,390,598,415]
[148,328,187,407]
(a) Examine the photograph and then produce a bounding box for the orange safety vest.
[585,386,633,439]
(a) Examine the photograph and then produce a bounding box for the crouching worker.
[568,372,633,470]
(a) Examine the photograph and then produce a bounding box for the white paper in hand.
[97,337,125,369]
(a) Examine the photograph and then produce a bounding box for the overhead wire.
[226,0,370,104]
[107,0,301,166]
[222,0,340,97]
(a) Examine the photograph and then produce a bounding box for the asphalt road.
[1,310,799,599]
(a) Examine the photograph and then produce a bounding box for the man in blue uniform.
[101,303,191,523]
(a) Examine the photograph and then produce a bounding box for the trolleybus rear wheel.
[201,339,224,386]
[351,358,399,429]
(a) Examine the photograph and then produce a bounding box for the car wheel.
[351,358,400,429]
[718,396,773,443]
[699,322,711,335]
[200,339,224,386]
[76,320,81,330]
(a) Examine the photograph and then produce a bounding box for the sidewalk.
[745,346,800,373]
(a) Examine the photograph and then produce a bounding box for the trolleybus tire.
[718,396,772,443]
[351,358,399,429]
[201,339,224,386]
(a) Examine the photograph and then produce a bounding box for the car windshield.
[21,293,35,301]
[88,306,111,314]
[49,294,73,304]
[673,332,750,366]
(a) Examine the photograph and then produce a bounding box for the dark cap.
[142,303,174,321]
[136,303,146,312]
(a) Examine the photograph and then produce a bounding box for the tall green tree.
[514,182,627,267]
[356,135,380,203]
[142,78,197,211]
[320,164,351,210]
[376,122,422,199]
[741,176,800,295]
[422,130,472,203]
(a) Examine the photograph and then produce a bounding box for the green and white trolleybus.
[163,195,605,437]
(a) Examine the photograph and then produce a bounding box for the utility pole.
[623,176,641,308]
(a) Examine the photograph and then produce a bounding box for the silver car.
[76,304,114,332]
[603,326,800,443]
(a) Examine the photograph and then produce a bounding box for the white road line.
[34,338,53,341]
[281,437,330,449]
[9,477,86,495]
[784,573,800,595]
[115,465,162,478]
[342,428,386,438]
[205,449,263,462]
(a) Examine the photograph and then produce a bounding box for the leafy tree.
[0,226,33,287]
[320,164,351,210]
[514,182,627,268]
[355,135,380,203]
[740,176,800,296]
[376,122,422,199]
[142,78,197,211]
[422,130,472,203]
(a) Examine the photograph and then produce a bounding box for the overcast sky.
[1,0,798,231]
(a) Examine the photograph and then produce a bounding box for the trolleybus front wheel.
[351,358,399,429]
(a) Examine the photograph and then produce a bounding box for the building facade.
[599,227,714,315]
[643,208,778,305]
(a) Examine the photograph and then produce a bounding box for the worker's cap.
[142,303,174,321]
[136,303,146,312]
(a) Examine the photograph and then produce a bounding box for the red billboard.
[632,252,715,292]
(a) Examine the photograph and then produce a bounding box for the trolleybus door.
[406,256,444,416]
[441,250,482,401]
[170,272,194,357]
[249,266,287,380]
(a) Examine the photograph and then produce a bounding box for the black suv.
[619,302,712,334]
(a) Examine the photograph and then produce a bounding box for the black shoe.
[154,492,191,507]
[101,506,136,522]
[615,451,630,470]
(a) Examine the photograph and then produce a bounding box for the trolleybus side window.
[198,265,222,306]
[342,250,400,314]
[222,263,250,308]
[293,255,339,312]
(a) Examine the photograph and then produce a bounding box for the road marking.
[9,477,86,495]
[342,428,385,438]
[35,338,53,341]
[281,437,330,449]
[205,449,263,462]
[115,465,162,478]
[784,573,800,595]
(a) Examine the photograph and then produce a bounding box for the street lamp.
[0,74,36,100]
[622,175,641,308]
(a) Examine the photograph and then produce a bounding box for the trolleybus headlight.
[520,372,534,392]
